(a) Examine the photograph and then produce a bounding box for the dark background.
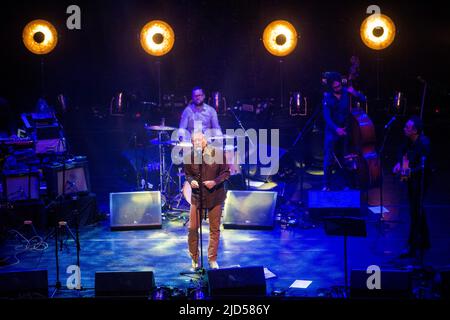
[1,0,449,114]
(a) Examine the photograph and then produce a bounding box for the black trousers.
[407,176,430,251]
[323,132,354,189]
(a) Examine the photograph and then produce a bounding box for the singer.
[393,116,432,259]
[184,132,230,270]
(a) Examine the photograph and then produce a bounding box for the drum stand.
[172,167,187,209]
[376,123,393,234]
[167,167,190,225]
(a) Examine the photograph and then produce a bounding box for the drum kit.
[142,122,242,211]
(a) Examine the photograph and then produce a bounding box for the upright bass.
[346,56,381,190]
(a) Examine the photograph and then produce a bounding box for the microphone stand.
[417,156,426,268]
[419,80,427,120]
[197,149,206,272]
[377,120,394,234]
[228,108,254,190]
[290,105,322,203]
[274,105,321,229]
[180,149,207,295]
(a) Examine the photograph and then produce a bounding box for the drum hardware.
[143,121,189,213]
[289,92,307,116]
[171,168,190,212]
[144,124,177,131]
[390,91,407,115]
[171,141,193,148]
[208,91,227,115]
[110,92,128,116]
[149,138,178,146]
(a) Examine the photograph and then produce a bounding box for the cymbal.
[145,125,176,131]
[149,138,179,145]
[207,134,236,140]
[171,141,193,147]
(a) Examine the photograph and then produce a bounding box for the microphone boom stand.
[229,108,255,190]
[290,105,322,202]
[180,150,207,295]
[377,121,394,233]
[418,156,426,267]
[197,155,205,272]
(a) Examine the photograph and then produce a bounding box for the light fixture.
[140,20,175,56]
[23,19,58,55]
[360,14,396,50]
[262,20,298,57]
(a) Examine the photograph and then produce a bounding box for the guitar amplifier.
[2,169,40,201]
[43,158,90,197]
[34,124,66,154]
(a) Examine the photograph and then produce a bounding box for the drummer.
[178,87,223,142]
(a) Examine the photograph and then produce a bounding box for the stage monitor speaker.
[307,190,362,219]
[350,269,412,298]
[208,266,267,297]
[223,190,277,230]
[0,269,48,298]
[3,169,40,201]
[439,269,450,299]
[95,271,156,297]
[110,191,162,230]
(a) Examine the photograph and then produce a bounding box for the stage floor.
[2,187,450,299]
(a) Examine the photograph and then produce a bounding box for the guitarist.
[393,116,431,258]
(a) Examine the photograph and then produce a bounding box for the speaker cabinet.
[307,190,362,219]
[223,190,277,230]
[2,170,40,201]
[350,269,412,298]
[110,191,162,230]
[0,269,48,298]
[95,271,156,297]
[44,159,90,197]
[207,266,266,297]
[439,269,450,299]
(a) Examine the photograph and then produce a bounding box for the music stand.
[43,155,83,295]
[324,216,367,297]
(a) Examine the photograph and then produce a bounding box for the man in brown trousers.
[184,132,230,270]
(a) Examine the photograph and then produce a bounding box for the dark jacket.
[397,134,432,183]
[184,146,230,209]
[322,88,366,135]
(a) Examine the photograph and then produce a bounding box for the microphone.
[194,143,203,159]
[384,116,396,130]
